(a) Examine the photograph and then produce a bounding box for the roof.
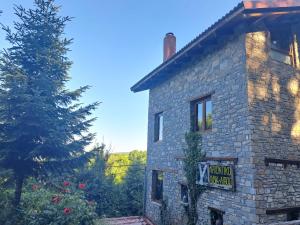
[101,216,155,225]
[131,0,300,92]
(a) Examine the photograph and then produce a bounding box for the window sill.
[270,57,292,66]
[203,129,212,134]
[151,200,162,206]
[193,129,212,135]
[269,49,292,66]
[180,201,189,207]
[154,140,163,144]
[269,58,300,71]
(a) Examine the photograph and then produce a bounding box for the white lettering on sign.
[198,163,208,185]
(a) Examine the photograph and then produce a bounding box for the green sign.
[198,162,235,191]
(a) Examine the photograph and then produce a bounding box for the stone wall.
[145,33,257,225]
[144,28,300,225]
[246,31,300,224]
[269,221,300,225]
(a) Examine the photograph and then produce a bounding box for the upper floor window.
[191,96,212,132]
[269,26,299,67]
[151,170,163,203]
[154,112,163,142]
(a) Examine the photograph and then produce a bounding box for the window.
[180,184,188,205]
[151,170,163,202]
[270,27,291,53]
[210,208,224,225]
[154,112,163,142]
[269,27,299,67]
[287,211,299,221]
[191,96,212,132]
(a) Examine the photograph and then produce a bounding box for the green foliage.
[0,149,146,223]
[160,199,171,225]
[183,132,205,225]
[0,0,98,207]
[0,169,13,187]
[128,150,147,163]
[105,151,146,184]
[105,153,131,184]
[0,186,15,225]
[121,150,146,216]
[21,181,97,225]
[75,148,146,217]
[75,144,119,217]
[0,178,101,225]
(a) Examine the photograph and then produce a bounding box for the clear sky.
[0,0,241,152]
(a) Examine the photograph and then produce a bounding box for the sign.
[197,162,235,191]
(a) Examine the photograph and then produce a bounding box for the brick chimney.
[163,33,176,62]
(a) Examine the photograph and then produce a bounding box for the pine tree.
[0,0,99,207]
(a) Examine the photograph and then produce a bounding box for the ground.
[100,216,155,225]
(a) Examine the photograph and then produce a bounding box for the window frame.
[191,96,212,132]
[154,112,163,142]
[151,170,163,203]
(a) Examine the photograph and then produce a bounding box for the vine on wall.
[160,198,171,225]
[183,132,205,225]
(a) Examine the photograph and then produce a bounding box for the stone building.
[131,1,300,224]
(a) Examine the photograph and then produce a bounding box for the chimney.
[163,33,176,62]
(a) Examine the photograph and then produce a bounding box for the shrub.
[0,187,16,225]
[18,179,99,225]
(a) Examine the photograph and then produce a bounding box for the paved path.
[101,216,155,225]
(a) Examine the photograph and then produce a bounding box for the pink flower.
[78,183,86,189]
[63,181,70,187]
[32,184,39,190]
[51,195,61,204]
[64,207,72,215]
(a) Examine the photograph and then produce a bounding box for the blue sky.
[0,0,241,152]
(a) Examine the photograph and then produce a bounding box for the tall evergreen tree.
[0,0,99,207]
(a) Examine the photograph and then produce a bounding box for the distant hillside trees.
[122,151,146,216]
[77,149,147,217]
[106,150,146,184]
[0,0,98,208]
[105,153,131,184]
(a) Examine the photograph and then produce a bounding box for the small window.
[154,112,163,142]
[287,211,299,221]
[191,96,212,132]
[152,170,163,203]
[210,208,224,225]
[180,184,188,204]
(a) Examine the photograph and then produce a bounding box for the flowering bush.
[20,180,99,225]
[79,183,86,189]
[63,181,71,187]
